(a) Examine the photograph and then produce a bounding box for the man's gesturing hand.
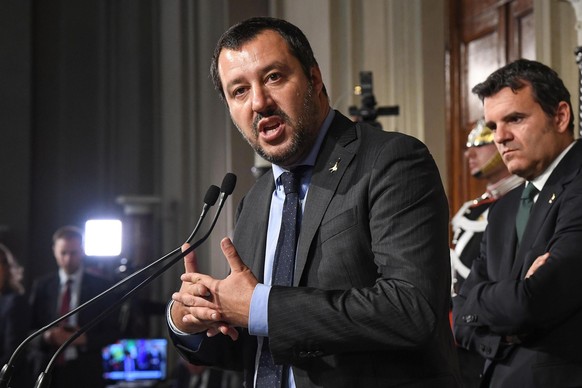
[170,242,237,340]
[171,238,258,340]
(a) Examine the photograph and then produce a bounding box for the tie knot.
[280,171,301,195]
[521,183,539,201]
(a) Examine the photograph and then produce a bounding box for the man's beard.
[235,82,318,166]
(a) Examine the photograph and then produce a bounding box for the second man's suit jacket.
[172,111,461,388]
[453,140,582,387]
[28,269,120,387]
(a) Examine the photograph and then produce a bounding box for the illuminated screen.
[102,338,167,382]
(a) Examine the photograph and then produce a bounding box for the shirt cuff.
[166,300,205,350]
[166,300,190,335]
[249,283,271,337]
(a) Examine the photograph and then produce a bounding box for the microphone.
[33,176,236,388]
[0,175,235,388]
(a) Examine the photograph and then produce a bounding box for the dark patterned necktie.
[515,183,538,245]
[256,170,301,388]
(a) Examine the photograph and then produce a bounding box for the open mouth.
[258,117,285,141]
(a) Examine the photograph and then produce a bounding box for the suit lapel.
[251,179,274,283]
[496,187,521,278]
[294,114,358,285]
[235,174,274,283]
[47,275,60,321]
[511,140,582,278]
[510,185,564,278]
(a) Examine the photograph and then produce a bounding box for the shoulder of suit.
[32,271,59,287]
[353,124,426,155]
[82,270,114,288]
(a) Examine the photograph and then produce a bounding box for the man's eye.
[267,73,281,82]
[233,88,246,97]
[509,115,524,124]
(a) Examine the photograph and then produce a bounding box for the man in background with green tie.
[453,59,582,387]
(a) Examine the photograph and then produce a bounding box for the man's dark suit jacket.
[0,291,30,386]
[0,292,29,365]
[171,111,461,387]
[28,270,120,388]
[453,140,582,387]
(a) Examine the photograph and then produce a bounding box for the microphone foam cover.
[204,185,221,206]
[220,173,237,195]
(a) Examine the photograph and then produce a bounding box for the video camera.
[349,71,399,128]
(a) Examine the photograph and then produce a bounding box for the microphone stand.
[35,217,216,387]
[34,178,235,388]
[0,173,236,388]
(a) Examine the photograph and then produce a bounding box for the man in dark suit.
[167,17,460,387]
[28,226,119,388]
[453,59,582,387]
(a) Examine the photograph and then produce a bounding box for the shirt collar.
[59,267,82,286]
[530,140,576,192]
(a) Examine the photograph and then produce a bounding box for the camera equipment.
[348,71,399,129]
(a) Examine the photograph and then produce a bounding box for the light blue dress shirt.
[248,109,334,387]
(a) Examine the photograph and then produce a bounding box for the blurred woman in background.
[0,243,30,386]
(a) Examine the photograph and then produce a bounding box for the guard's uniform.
[450,175,523,295]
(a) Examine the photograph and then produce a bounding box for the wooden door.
[447,0,534,213]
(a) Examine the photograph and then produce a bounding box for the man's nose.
[494,125,509,144]
[251,86,274,113]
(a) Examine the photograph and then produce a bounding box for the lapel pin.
[329,158,341,173]
[548,193,556,204]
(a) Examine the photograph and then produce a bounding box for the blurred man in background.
[28,225,119,388]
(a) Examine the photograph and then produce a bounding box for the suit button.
[462,314,477,323]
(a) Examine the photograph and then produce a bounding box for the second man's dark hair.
[472,58,574,134]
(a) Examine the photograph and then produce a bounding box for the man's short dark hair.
[52,225,83,244]
[472,58,574,134]
[210,16,320,101]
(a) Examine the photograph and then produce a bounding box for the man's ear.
[310,66,324,94]
[555,101,571,134]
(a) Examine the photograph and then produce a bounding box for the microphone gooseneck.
[183,185,220,244]
[0,365,12,388]
[1,177,234,388]
[34,182,228,388]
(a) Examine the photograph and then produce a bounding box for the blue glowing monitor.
[102,338,167,382]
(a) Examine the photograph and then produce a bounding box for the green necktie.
[515,183,539,245]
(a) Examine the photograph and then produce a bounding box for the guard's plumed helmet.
[466,119,494,148]
[466,119,503,178]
